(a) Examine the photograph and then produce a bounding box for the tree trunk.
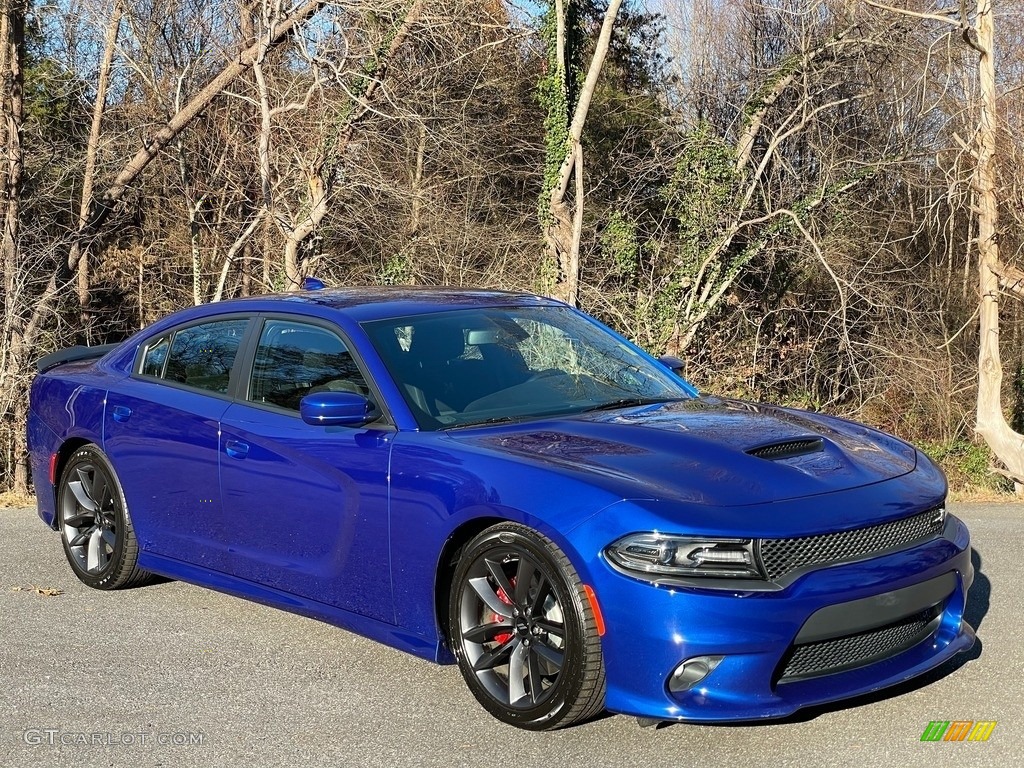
[240,241,252,296]
[1,0,24,366]
[0,0,27,492]
[77,0,122,339]
[972,0,1024,481]
[405,121,427,274]
[212,208,264,302]
[734,27,852,174]
[545,0,622,307]
[282,168,328,288]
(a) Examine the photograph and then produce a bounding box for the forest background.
[2,0,1023,500]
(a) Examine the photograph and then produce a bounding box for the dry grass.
[948,487,1020,504]
[0,490,35,509]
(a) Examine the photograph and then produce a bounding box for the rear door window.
[137,319,249,394]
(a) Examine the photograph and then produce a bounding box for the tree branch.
[22,0,330,350]
[863,0,960,27]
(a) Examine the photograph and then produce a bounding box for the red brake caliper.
[492,578,515,645]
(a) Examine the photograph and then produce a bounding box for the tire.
[448,523,605,730]
[57,445,152,590]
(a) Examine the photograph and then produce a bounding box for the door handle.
[112,406,132,423]
[225,440,249,459]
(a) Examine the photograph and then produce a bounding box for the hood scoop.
[746,437,824,461]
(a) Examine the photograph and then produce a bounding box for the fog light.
[668,655,723,694]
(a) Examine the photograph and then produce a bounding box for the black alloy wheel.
[57,445,151,590]
[449,523,605,730]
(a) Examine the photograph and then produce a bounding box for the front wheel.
[57,445,152,590]
[449,523,605,730]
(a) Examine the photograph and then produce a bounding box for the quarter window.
[248,320,368,412]
[140,335,170,378]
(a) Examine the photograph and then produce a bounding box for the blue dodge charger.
[27,286,974,729]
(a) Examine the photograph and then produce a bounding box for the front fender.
[387,434,622,646]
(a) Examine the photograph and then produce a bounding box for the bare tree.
[19,0,328,351]
[967,1,1024,482]
[249,0,426,290]
[77,0,122,332]
[866,0,1024,482]
[542,0,622,307]
[0,0,27,492]
[0,0,328,492]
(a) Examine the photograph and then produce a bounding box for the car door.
[103,316,252,566]
[217,316,395,623]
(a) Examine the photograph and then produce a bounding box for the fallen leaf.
[10,584,63,596]
[30,584,63,597]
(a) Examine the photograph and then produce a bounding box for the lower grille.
[777,607,941,683]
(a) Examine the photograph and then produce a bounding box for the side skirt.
[138,551,451,663]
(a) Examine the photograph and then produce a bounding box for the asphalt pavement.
[1,503,1020,768]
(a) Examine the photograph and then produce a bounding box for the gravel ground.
[0,503,1020,768]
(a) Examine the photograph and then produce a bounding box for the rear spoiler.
[36,344,120,373]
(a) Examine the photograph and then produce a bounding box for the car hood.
[450,397,918,508]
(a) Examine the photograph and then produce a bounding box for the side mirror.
[658,355,686,377]
[300,391,374,427]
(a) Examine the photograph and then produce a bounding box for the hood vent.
[747,438,824,461]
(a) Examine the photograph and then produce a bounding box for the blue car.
[27,286,974,730]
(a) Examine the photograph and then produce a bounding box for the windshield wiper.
[449,398,679,428]
[448,414,531,430]
[579,397,678,414]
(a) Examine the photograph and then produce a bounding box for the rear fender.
[28,378,107,528]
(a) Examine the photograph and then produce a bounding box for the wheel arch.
[439,517,608,729]
[433,516,507,657]
[48,437,96,529]
[430,509,598,659]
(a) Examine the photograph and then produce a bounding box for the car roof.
[208,286,562,322]
[303,286,558,318]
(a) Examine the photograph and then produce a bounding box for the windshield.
[362,306,694,430]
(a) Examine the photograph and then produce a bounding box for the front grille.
[777,607,940,682]
[759,507,944,582]
[747,438,823,460]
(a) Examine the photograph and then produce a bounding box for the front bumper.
[585,515,974,721]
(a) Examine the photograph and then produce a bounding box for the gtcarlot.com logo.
[920,721,997,742]
[23,729,204,747]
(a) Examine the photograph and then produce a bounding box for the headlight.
[606,533,763,579]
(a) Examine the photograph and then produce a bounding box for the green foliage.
[24,58,88,141]
[536,63,569,218]
[642,123,743,344]
[662,123,738,239]
[378,252,413,285]
[742,53,801,125]
[536,1,583,226]
[920,440,1013,494]
[600,211,639,276]
[534,248,559,297]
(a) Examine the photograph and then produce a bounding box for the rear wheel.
[57,445,151,590]
[449,523,605,730]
